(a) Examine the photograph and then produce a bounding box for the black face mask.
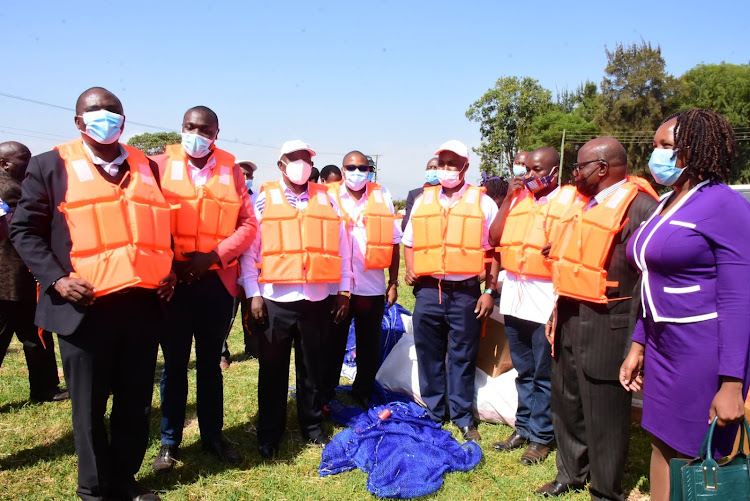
[575,166,601,196]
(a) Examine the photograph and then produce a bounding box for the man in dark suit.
[10,87,175,501]
[0,141,67,403]
[401,157,439,231]
[535,138,658,500]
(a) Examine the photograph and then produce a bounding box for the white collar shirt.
[499,186,562,324]
[238,178,353,302]
[82,142,129,177]
[337,183,402,296]
[187,154,217,187]
[588,179,627,209]
[401,182,499,281]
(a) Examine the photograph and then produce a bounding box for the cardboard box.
[476,310,513,378]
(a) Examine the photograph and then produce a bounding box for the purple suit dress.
[627,180,750,457]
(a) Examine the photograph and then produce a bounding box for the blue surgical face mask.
[648,148,684,186]
[79,109,124,145]
[181,133,213,158]
[425,170,440,185]
[512,163,527,177]
[245,179,253,192]
[368,171,375,182]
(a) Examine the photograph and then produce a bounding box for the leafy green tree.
[675,63,750,182]
[525,110,600,182]
[127,132,182,155]
[466,76,551,176]
[596,41,679,176]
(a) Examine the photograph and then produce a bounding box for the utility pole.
[371,154,382,182]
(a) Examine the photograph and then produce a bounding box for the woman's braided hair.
[663,109,736,182]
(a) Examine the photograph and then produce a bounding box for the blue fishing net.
[320,401,482,498]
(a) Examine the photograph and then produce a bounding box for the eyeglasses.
[343,164,369,172]
[572,159,607,176]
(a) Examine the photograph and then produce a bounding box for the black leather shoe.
[152,444,179,473]
[520,441,552,465]
[303,428,330,447]
[258,443,278,460]
[202,436,242,464]
[459,425,481,442]
[30,388,69,402]
[121,479,162,501]
[534,480,585,497]
[493,430,529,451]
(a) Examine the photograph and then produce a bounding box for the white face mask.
[283,159,312,185]
[437,167,464,189]
[344,169,368,191]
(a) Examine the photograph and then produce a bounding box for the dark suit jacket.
[10,147,161,336]
[556,191,658,381]
[0,169,37,302]
[401,186,425,231]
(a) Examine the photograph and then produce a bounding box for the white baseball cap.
[435,140,470,161]
[278,140,316,161]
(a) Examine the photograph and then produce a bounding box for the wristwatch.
[388,279,400,287]
[337,290,351,299]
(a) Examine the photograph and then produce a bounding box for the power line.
[0,90,351,156]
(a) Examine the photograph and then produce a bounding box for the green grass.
[0,258,652,499]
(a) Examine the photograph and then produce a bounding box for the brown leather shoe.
[493,430,529,451]
[459,425,481,442]
[534,480,585,497]
[520,441,552,465]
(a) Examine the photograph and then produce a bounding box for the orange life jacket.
[56,139,173,296]
[326,180,342,196]
[331,182,396,271]
[549,179,651,303]
[410,185,486,276]
[500,185,584,279]
[259,180,342,283]
[160,145,241,267]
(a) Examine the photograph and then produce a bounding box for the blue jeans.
[412,282,481,428]
[504,315,553,444]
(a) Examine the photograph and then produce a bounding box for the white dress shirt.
[82,142,129,177]
[337,183,402,296]
[402,182,499,281]
[499,187,560,324]
[238,178,353,302]
[187,155,217,187]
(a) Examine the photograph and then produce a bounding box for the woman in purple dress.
[619,109,750,501]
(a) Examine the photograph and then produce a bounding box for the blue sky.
[1,0,748,198]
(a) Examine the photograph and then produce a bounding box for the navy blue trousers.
[159,271,234,445]
[504,315,553,444]
[412,283,481,428]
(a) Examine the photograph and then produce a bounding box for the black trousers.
[551,311,632,501]
[323,294,384,403]
[256,296,333,446]
[58,289,162,501]
[0,299,60,398]
[159,271,234,445]
[220,295,259,360]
